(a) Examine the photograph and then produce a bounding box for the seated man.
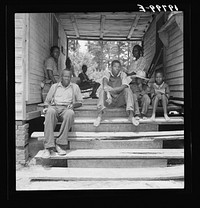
[93,60,139,127]
[78,64,100,99]
[42,68,83,158]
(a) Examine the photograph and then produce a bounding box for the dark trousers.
[79,81,100,96]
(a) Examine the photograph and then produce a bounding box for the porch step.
[31,130,184,140]
[37,104,183,118]
[74,105,183,118]
[73,117,159,132]
[39,116,183,132]
[69,138,163,149]
[35,148,184,168]
[71,117,183,132]
[28,165,184,181]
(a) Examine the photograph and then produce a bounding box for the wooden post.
[66,37,68,58]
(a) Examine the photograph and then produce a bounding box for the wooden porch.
[15,11,185,189]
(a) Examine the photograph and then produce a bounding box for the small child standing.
[150,70,170,121]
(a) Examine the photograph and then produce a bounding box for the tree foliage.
[68,39,141,79]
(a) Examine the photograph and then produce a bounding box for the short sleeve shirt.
[103,70,130,87]
[128,57,147,74]
[54,82,83,105]
[44,57,60,82]
[150,82,170,99]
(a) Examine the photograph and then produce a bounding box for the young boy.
[150,70,170,121]
[93,60,139,127]
[130,70,151,120]
[78,64,100,99]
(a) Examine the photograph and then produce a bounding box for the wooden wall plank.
[164,20,184,100]
[15,13,26,120]
[26,13,67,105]
[143,18,156,72]
[166,62,183,73]
[165,77,183,86]
[166,69,183,79]
[28,13,51,104]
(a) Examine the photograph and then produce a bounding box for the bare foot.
[135,115,140,120]
[164,114,170,121]
[150,115,156,121]
[106,97,112,105]
[142,116,147,120]
[129,116,139,126]
[94,116,102,127]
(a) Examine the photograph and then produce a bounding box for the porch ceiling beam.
[70,15,80,38]
[127,15,140,39]
[100,15,106,39]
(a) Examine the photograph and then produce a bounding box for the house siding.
[143,17,156,73]
[27,13,52,104]
[15,13,27,120]
[165,23,184,99]
[27,13,67,105]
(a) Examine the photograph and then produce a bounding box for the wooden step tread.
[73,116,184,124]
[38,103,182,111]
[35,148,184,159]
[39,116,184,124]
[25,165,184,181]
[39,116,184,125]
[68,135,184,142]
[31,130,184,139]
[76,104,182,111]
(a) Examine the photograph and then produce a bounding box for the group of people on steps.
[41,45,170,158]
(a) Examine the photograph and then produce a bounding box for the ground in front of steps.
[16,162,184,190]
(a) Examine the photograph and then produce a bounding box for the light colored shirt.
[44,57,60,82]
[103,70,130,87]
[127,57,147,74]
[151,82,170,99]
[44,82,83,106]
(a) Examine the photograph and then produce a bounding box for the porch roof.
[56,12,154,41]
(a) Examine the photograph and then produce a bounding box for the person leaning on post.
[42,68,83,158]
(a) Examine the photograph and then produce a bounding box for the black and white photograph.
[5,2,191,194]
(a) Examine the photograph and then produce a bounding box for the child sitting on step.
[93,60,139,127]
[150,69,170,121]
[129,70,151,120]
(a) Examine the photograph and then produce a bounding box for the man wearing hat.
[129,70,151,119]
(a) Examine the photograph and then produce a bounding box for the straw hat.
[131,70,149,80]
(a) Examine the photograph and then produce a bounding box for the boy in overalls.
[93,60,139,127]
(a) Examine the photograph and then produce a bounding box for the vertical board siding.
[143,19,156,72]
[15,13,26,120]
[143,18,156,85]
[165,24,184,99]
[27,13,67,105]
[28,13,51,104]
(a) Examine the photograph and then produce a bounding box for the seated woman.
[126,45,147,77]
[41,46,60,102]
[78,64,100,99]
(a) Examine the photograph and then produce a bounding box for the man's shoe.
[55,145,66,155]
[42,149,51,159]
